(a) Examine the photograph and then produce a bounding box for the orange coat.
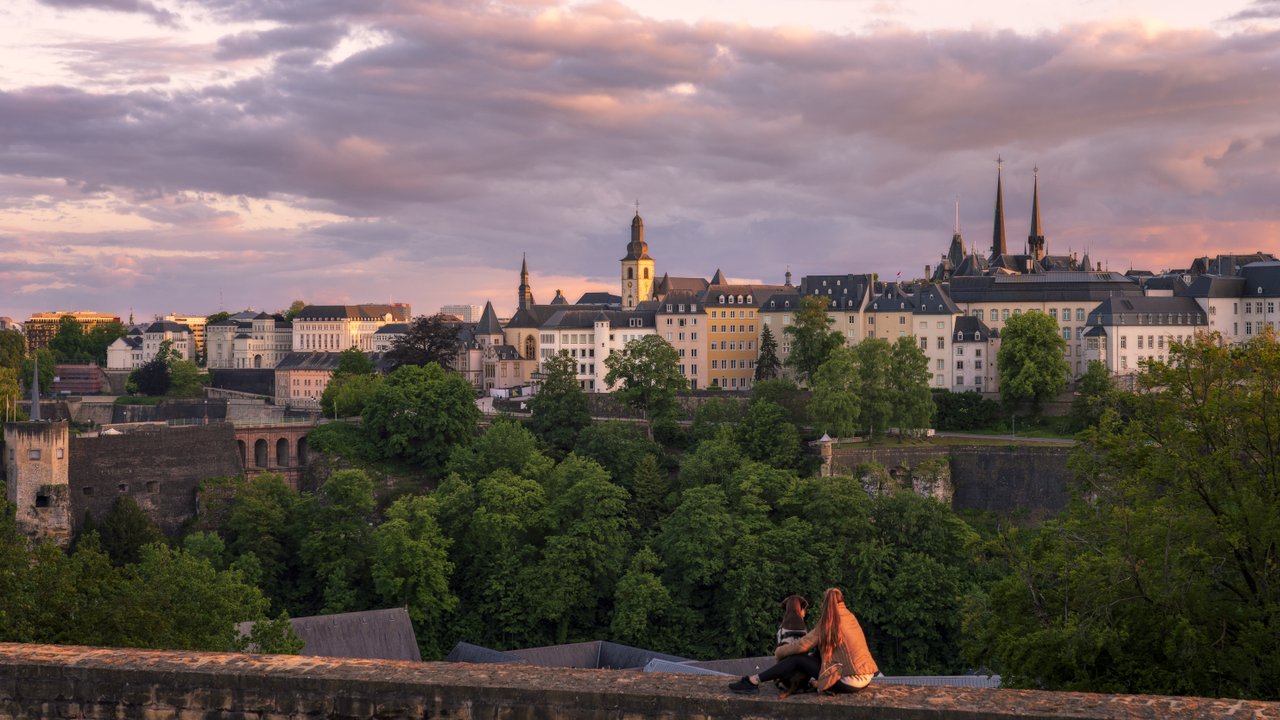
[774,601,878,691]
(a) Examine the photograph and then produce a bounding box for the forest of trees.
[1,330,1277,700]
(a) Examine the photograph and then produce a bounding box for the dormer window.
[975,332,981,340]
[718,295,725,303]
[727,295,735,304]
[745,295,752,304]
[957,331,963,341]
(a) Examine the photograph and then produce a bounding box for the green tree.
[784,296,844,383]
[572,420,662,492]
[20,348,55,397]
[689,397,740,444]
[889,335,935,433]
[387,314,461,370]
[222,474,302,613]
[362,363,480,472]
[128,341,175,396]
[970,332,1280,698]
[205,311,231,325]
[610,547,675,648]
[334,346,375,377]
[932,389,1000,430]
[1068,360,1116,431]
[755,324,782,381]
[283,300,307,321]
[529,350,591,455]
[809,345,861,437]
[48,315,90,362]
[447,418,552,483]
[603,335,688,438]
[97,496,166,566]
[0,367,24,422]
[166,358,205,397]
[0,328,27,371]
[854,337,893,435]
[240,612,305,655]
[371,494,457,658]
[997,310,1068,414]
[751,378,807,426]
[298,469,377,614]
[630,454,669,531]
[736,399,801,470]
[85,320,127,366]
[320,373,383,418]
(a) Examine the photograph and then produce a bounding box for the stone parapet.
[0,643,1275,720]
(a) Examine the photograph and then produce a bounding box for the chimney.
[925,265,932,279]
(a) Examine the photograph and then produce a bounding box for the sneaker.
[728,677,759,695]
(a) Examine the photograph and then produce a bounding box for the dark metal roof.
[1241,261,1280,297]
[953,315,994,341]
[1182,274,1246,298]
[1084,296,1207,326]
[654,274,710,297]
[948,272,1140,303]
[294,304,411,321]
[445,642,525,664]
[912,284,959,315]
[374,323,410,335]
[145,321,191,334]
[576,292,622,306]
[286,608,421,662]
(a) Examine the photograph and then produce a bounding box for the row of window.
[713,340,755,351]
[712,324,753,334]
[710,359,757,369]
[710,309,755,319]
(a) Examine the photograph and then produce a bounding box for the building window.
[1121,336,1127,349]
[1002,309,1010,321]
[956,346,964,355]
[919,337,927,350]
[1062,328,1070,340]
[27,449,41,460]
[936,337,944,349]
[1049,309,1058,320]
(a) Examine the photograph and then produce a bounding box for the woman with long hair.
[728,587,878,695]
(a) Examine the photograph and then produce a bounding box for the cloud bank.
[1,0,1277,319]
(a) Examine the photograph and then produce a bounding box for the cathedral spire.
[1028,166,1045,262]
[518,253,535,311]
[992,156,1007,258]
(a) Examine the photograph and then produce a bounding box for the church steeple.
[518,254,535,311]
[1028,167,1045,262]
[620,205,655,309]
[992,156,1007,259]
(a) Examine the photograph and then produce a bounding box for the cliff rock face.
[831,444,1072,517]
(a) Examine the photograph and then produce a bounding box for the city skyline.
[2,0,1278,320]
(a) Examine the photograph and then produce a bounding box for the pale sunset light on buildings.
[0,0,1277,318]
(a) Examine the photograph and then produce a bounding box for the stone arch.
[297,437,308,465]
[254,439,268,468]
[627,267,634,279]
[643,268,649,279]
[524,335,536,360]
[237,440,246,468]
[276,438,289,466]
[254,354,263,368]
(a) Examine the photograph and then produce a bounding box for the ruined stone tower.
[3,420,72,547]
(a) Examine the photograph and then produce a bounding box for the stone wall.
[0,643,1271,720]
[830,444,1073,518]
[69,424,244,534]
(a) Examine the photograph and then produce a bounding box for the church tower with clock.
[621,210,654,309]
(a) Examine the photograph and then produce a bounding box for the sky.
[1,0,1278,322]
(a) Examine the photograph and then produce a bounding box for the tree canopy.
[0,329,25,372]
[970,332,1280,699]
[387,314,461,370]
[997,311,1068,413]
[754,324,782,381]
[603,335,687,436]
[783,296,844,383]
[362,363,480,472]
[529,350,591,455]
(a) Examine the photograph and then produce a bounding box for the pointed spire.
[1028,165,1045,262]
[477,300,502,335]
[518,254,535,310]
[711,268,727,285]
[30,353,41,422]
[992,155,1007,258]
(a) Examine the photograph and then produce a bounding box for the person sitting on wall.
[728,587,878,695]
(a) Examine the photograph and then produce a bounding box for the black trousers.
[757,654,860,693]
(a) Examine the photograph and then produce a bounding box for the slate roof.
[1241,261,1280,297]
[374,323,410,335]
[798,274,873,307]
[294,304,411,321]
[654,289,703,314]
[549,290,569,305]
[1140,275,1189,294]
[1182,274,1246,298]
[704,283,789,309]
[867,283,915,313]
[287,608,421,662]
[654,274,710,297]
[948,272,1141,303]
[144,321,192,334]
[576,292,622,306]
[492,344,521,360]
[446,641,686,670]
[1084,296,1208,326]
[953,315,995,342]
[912,284,959,315]
[476,301,504,335]
[759,290,802,312]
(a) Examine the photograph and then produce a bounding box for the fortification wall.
[69,424,243,534]
[830,444,1073,518]
[0,643,1269,720]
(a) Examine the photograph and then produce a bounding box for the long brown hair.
[816,587,847,668]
